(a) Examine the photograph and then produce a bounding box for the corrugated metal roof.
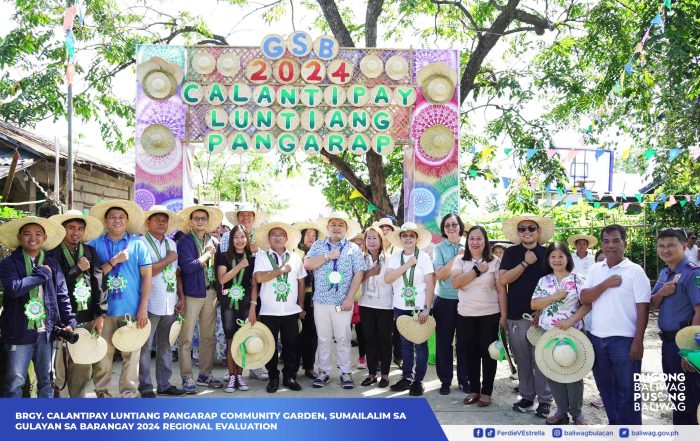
[0,157,35,179]
[0,120,133,176]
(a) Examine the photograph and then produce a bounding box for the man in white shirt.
[138,206,186,397]
[580,224,651,425]
[250,222,306,393]
[685,233,699,265]
[568,234,597,277]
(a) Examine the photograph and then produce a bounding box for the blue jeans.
[3,333,54,398]
[590,334,641,424]
[661,340,700,425]
[394,309,428,382]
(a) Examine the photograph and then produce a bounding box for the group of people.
[0,201,698,427]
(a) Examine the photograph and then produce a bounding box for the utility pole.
[65,0,74,209]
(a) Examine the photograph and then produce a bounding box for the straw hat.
[67,328,108,365]
[89,199,145,235]
[49,210,103,243]
[373,218,397,232]
[396,314,436,344]
[143,205,185,235]
[217,53,240,77]
[388,222,432,250]
[675,325,700,351]
[535,327,595,384]
[316,211,362,240]
[293,221,327,240]
[502,213,555,244]
[385,55,409,80]
[169,315,184,346]
[192,51,216,75]
[138,57,183,100]
[225,202,266,227]
[488,339,507,361]
[178,205,223,234]
[417,62,457,105]
[419,125,455,158]
[527,325,546,346]
[567,234,598,249]
[253,222,301,252]
[231,321,276,370]
[112,314,151,353]
[140,124,175,157]
[0,216,66,251]
[360,54,384,78]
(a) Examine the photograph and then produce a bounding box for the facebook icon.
[485,428,496,438]
[473,428,483,438]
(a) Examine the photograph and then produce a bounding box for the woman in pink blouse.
[531,242,591,425]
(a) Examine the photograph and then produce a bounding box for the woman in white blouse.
[452,226,506,407]
[358,226,393,388]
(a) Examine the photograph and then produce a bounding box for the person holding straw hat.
[137,205,186,398]
[87,199,152,398]
[0,216,76,398]
[531,241,591,425]
[293,220,325,380]
[499,213,554,417]
[251,222,306,393]
[176,204,224,393]
[216,224,256,393]
[384,222,435,396]
[47,210,105,398]
[650,228,700,425]
[304,212,366,389]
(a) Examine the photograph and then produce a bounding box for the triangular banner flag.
[644,149,656,160]
[469,169,478,177]
[696,195,700,206]
[568,149,579,161]
[65,62,75,85]
[651,14,663,27]
[556,187,564,196]
[613,81,622,95]
[595,150,605,160]
[547,149,557,160]
[469,146,477,154]
[65,29,76,59]
[668,195,677,207]
[63,6,77,31]
[367,204,378,213]
[349,189,363,200]
[625,57,634,75]
[565,201,573,209]
[583,189,593,200]
[689,146,700,160]
[685,195,691,202]
[635,193,643,203]
[608,203,615,209]
[504,148,513,157]
[664,0,672,11]
[622,148,631,159]
[527,149,537,160]
[679,200,687,207]
[593,202,601,208]
[623,202,630,210]
[482,147,496,157]
[337,172,344,180]
[669,149,682,161]
[502,177,511,189]
[659,194,667,203]
[651,202,660,212]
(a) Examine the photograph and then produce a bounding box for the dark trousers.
[457,313,499,395]
[434,296,469,388]
[297,294,317,371]
[355,322,366,357]
[590,334,641,425]
[394,309,428,382]
[662,340,700,425]
[392,320,402,360]
[260,314,299,380]
[359,306,393,376]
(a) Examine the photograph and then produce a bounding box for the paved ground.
[92,315,672,426]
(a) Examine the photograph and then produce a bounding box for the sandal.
[463,393,480,405]
[477,395,491,407]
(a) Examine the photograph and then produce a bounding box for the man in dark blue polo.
[650,228,700,425]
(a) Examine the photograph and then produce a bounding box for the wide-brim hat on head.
[502,213,555,244]
[112,314,151,353]
[675,325,700,351]
[89,199,145,235]
[217,53,241,77]
[143,205,185,235]
[178,205,223,234]
[138,57,183,100]
[396,314,436,344]
[192,51,216,75]
[360,54,384,78]
[49,210,103,243]
[0,216,66,251]
[293,221,327,240]
[567,234,598,249]
[385,55,409,80]
[68,328,108,365]
[225,202,266,227]
[253,222,302,252]
[141,124,176,157]
[388,222,433,250]
[373,217,397,232]
[417,62,457,105]
[535,327,594,384]
[231,321,276,370]
[316,211,362,240]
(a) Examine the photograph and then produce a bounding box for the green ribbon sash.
[145,233,176,292]
[23,250,46,330]
[400,249,419,307]
[267,252,290,302]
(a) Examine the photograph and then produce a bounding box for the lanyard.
[60,242,83,268]
[401,248,419,288]
[267,251,291,301]
[267,252,290,283]
[191,231,215,286]
[326,241,346,291]
[103,234,127,276]
[326,241,346,272]
[144,232,170,260]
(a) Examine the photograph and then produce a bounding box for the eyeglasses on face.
[399,233,418,239]
[517,225,538,233]
[444,222,460,229]
[191,216,209,222]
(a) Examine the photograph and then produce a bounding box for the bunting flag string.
[63,2,82,86]
[465,144,696,163]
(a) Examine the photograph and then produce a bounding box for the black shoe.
[171,351,178,362]
[459,383,470,394]
[351,340,358,347]
[513,386,520,393]
[439,384,451,395]
[378,378,389,388]
[535,402,551,418]
[283,377,302,391]
[390,377,412,391]
[409,381,424,396]
[157,385,186,396]
[513,398,535,413]
[140,391,156,398]
[361,377,377,387]
[393,357,403,369]
[266,378,279,393]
